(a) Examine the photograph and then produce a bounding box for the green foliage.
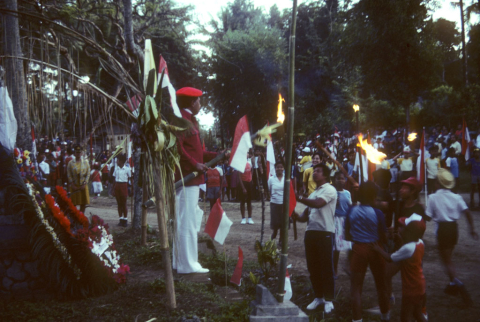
[254,239,279,282]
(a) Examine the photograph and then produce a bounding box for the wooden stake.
[153,160,176,309]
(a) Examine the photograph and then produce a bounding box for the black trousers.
[304,230,335,300]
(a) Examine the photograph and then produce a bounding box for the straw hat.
[437,168,455,189]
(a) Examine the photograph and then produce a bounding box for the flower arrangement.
[45,194,72,235]
[27,183,82,279]
[55,185,89,228]
[78,215,130,284]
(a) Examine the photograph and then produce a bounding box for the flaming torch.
[353,104,363,182]
[277,93,285,124]
[408,133,417,142]
[357,134,387,164]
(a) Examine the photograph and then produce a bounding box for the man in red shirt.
[174,87,217,274]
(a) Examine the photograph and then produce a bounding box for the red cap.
[401,177,422,193]
[176,87,203,97]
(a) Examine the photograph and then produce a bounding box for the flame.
[408,133,417,141]
[353,104,359,112]
[357,134,386,164]
[277,93,285,124]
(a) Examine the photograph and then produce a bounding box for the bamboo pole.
[141,184,148,246]
[153,159,176,309]
[276,0,297,303]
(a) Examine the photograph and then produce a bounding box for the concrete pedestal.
[249,285,308,321]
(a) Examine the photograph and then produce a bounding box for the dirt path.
[87,194,480,321]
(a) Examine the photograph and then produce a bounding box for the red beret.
[176,87,203,97]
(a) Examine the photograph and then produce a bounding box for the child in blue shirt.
[333,172,352,276]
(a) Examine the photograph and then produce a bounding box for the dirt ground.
[87,193,480,322]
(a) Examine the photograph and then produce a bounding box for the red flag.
[417,128,425,185]
[229,116,252,172]
[203,139,206,151]
[230,246,243,286]
[204,199,233,245]
[462,119,471,160]
[288,181,296,217]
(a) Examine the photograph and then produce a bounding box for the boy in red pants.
[374,214,427,322]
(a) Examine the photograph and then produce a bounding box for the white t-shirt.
[268,175,284,204]
[113,165,131,183]
[426,189,468,222]
[450,141,461,155]
[306,183,337,233]
[426,157,440,179]
[215,165,224,177]
[39,160,50,175]
[391,240,424,262]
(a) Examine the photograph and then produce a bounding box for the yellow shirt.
[303,167,316,196]
[397,157,414,171]
[300,156,312,172]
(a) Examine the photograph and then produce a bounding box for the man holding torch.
[173,87,218,274]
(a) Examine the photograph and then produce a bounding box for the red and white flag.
[204,199,233,245]
[230,246,243,286]
[462,119,471,161]
[284,269,292,301]
[229,116,252,172]
[158,55,182,118]
[266,140,275,179]
[354,150,368,183]
[288,181,296,217]
[416,128,426,185]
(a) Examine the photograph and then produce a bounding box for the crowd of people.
[16,91,480,321]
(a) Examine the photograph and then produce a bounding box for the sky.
[173,0,478,129]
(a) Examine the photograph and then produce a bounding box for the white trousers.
[172,186,204,273]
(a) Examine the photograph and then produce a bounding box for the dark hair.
[117,153,127,163]
[357,181,377,206]
[312,152,322,160]
[313,163,330,181]
[333,171,345,180]
[428,145,438,153]
[177,96,198,109]
[274,161,284,168]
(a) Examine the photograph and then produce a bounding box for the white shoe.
[324,301,334,313]
[241,218,247,224]
[364,306,381,315]
[306,298,325,310]
[247,218,254,224]
[194,267,209,273]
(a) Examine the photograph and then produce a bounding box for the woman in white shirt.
[268,162,286,243]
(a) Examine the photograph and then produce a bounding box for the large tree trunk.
[1,0,31,150]
[123,0,144,63]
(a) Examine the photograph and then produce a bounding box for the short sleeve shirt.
[268,175,284,204]
[240,163,252,182]
[397,157,414,171]
[113,165,131,183]
[306,183,337,233]
[302,167,316,196]
[391,240,426,297]
[426,189,468,222]
[335,190,352,217]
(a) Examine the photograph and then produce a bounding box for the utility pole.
[460,0,468,86]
